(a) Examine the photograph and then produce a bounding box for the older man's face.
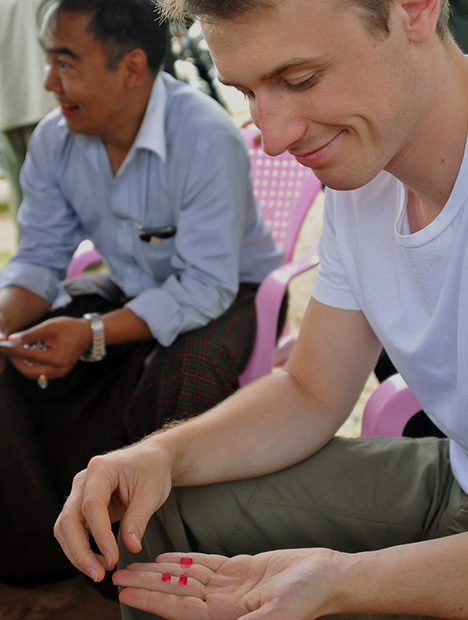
[41,10,130,142]
[202,0,429,191]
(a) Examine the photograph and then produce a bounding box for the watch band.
[80,312,106,362]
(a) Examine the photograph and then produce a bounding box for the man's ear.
[399,0,440,43]
[123,48,149,88]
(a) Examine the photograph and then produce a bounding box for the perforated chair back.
[239,127,323,386]
[242,127,321,263]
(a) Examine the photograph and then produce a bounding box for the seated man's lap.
[119,436,468,574]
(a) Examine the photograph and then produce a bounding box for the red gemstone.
[180,557,193,567]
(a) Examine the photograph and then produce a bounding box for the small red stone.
[161,572,171,582]
[179,574,188,585]
[180,557,193,567]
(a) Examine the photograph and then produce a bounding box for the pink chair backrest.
[241,127,322,263]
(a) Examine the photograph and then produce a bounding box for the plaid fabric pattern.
[0,275,258,585]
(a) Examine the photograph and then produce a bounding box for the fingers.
[118,460,173,555]
[117,556,218,587]
[118,587,209,620]
[155,552,229,572]
[54,468,119,583]
[114,560,211,620]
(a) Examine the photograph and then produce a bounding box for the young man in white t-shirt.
[53,0,468,617]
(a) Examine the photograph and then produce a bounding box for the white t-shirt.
[313,137,468,493]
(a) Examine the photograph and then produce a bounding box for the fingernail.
[130,531,142,550]
[86,568,99,582]
[103,550,113,568]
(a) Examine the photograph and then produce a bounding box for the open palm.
[115,547,341,620]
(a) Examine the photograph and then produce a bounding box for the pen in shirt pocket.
[138,225,177,244]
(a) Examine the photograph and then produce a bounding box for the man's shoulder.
[162,73,241,142]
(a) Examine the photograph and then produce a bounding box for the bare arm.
[0,286,51,335]
[335,533,468,618]
[158,298,381,485]
[54,298,382,579]
[1,291,152,379]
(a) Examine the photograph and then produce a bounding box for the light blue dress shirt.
[0,73,283,346]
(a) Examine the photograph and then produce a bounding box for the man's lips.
[292,131,343,167]
[58,100,79,116]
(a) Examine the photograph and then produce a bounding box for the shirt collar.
[132,73,167,162]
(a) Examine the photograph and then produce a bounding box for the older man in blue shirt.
[0,0,282,586]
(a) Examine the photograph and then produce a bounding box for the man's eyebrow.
[218,58,313,88]
[40,42,80,60]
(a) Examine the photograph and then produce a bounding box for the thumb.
[119,486,169,555]
[119,502,155,555]
[9,325,44,347]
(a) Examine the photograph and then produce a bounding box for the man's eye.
[234,86,255,100]
[58,59,70,69]
[285,75,318,91]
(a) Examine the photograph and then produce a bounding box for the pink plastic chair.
[360,373,422,437]
[65,239,103,280]
[66,126,323,386]
[238,127,322,386]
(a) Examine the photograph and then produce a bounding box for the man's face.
[202,0,428,190]
[41,10,130,140]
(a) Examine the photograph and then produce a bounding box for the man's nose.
[251,93,306,157]
[43,63,62,94]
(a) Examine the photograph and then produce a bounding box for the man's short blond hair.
[160,0,450,40]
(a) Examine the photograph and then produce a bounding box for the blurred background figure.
[0,0,55,222]
[449,0,468,52]
[169,19,226,106]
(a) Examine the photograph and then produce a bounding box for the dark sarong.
[0,274,259,585]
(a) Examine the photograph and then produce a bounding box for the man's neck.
[390,42,468,230]
[104,79,154,175]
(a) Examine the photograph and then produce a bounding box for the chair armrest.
[239,244,319,386]
[360,373,422,437]
[65,241,103,280]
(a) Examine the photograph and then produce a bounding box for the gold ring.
[37,374,48,389]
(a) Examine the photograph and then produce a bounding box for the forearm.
[142,302,380,489]
[99,308,153,345]
[334,533,468,618]
[148,368,347,488]
[0,286,50,334]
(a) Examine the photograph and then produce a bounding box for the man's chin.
[316,168,382,192]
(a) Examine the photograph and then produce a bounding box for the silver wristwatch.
[80,312,106,362]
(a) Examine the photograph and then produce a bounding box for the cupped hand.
[54,438,173,583]
[114,547,342,620]
[5,316,91,379]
